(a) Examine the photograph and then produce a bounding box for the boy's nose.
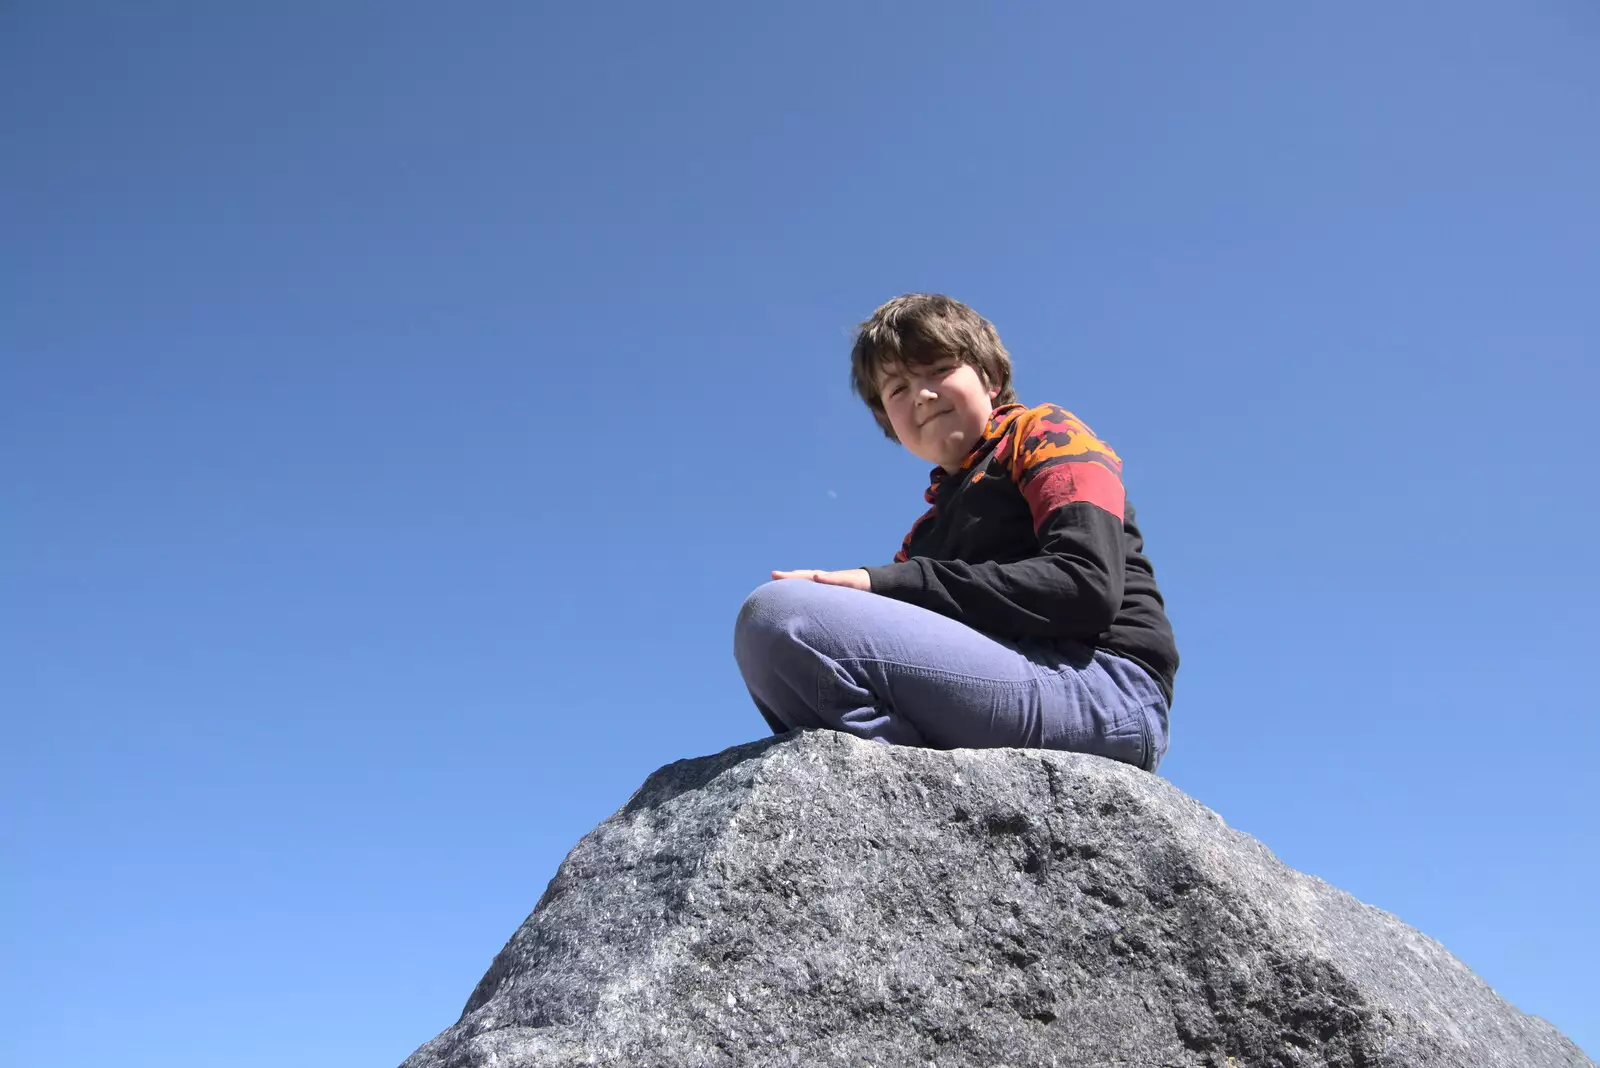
[919,388,938,401]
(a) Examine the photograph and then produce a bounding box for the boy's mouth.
[918,408,952,428]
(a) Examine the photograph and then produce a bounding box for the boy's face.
[876,356,1000,472]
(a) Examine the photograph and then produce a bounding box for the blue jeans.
[733,580,1169,771]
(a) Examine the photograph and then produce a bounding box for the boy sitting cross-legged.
[733,293,1179,771]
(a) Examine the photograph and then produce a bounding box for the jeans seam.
[1136,704,1152,771]
[836,657,1041,688]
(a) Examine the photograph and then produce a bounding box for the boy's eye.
[887,384,905,397]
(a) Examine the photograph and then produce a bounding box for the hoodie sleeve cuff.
[863,561,925,598]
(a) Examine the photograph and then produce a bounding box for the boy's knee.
[734,580,829,665]
[737,579,815,631]
[734,580,791,659]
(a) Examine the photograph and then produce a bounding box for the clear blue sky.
[4,5,1596,1064]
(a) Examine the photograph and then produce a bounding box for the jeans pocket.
[1041,687,1147,768]
[1140,699,1170,772]
[1105,701,1149,770]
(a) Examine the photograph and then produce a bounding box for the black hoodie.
[863,402,1178,704]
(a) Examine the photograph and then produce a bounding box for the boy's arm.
[862,405,1127,640]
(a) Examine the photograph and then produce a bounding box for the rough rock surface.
[401,730,1593,1068]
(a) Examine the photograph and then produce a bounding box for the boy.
[733,294,1177,771]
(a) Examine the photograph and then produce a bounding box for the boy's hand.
[771,568,872,591]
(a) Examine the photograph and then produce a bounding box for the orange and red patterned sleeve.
[1001,405,1126,529]
[867,404,1133,641]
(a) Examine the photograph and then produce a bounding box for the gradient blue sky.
[4,5,1597,1064]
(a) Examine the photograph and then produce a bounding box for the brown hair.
[849,293,1017,441]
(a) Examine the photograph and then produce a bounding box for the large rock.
[401,730,1592,1067]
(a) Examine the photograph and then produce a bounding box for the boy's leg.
[733,579,1164,767]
